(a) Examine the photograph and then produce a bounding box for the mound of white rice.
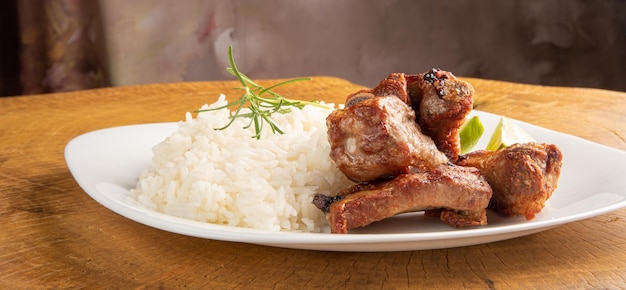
[131,95,353,232]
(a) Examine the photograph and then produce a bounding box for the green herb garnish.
[195,46,326,139]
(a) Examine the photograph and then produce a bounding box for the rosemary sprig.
[196,46,326,139]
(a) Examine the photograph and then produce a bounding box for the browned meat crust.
[313,164,493,234]
[425,208,488,227]
[345,73,409,107]
[407,69,474,162]
[456,143,563,220]
[318,70,563,233]
[326,95,448,182]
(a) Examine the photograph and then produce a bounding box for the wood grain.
[1,76,625,289]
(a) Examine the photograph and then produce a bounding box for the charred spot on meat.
[456,143,563,220]
[326,95,448,182]
[312,194,344,214]
[312,182,381,214]
[421,68,449,97]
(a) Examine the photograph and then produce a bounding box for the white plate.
[65,110,626,252]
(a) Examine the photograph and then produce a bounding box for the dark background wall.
[2,0,626,96]
[0,1,21,96]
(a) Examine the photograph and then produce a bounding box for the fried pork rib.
[319,69,562,233]
[407,69,474,162]
[344,70,474,163]
[326,95,448,182]
[313,165,493,234]
[456,143,563,220]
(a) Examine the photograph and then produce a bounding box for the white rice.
[131,94,353,232]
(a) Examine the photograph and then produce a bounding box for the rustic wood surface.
[1,76,625,289]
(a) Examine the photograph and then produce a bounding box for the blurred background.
[1,0,625,97]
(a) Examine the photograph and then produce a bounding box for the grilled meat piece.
[313,164,493,234]
[345,73,409,107]
[456,143,563,220]
[326,95,448,182]
[424,208,488,227]
[407,69,474,162]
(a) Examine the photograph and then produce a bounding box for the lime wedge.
[486,116,535,151]
[459,116,484,154]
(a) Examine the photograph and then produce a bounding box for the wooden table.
[1,76,625,288]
